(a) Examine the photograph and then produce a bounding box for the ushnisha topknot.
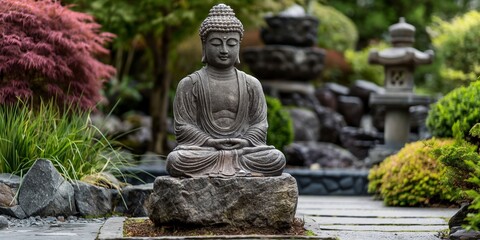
[199,4,244,42]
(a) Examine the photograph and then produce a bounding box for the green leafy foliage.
[0,101,128,181]
[326,0,473,50]
[309,2,358,52]
[344,41,388,85]
[266,96,294,152]
[432,124,480,230]
[426,81,480,138]
[427,11,480,92]
[368,139,459,206]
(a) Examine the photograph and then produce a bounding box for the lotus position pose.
[166,4,286,178]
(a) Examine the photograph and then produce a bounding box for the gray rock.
[315,88,338,111]
[288,108,320,142]
[0,174,21,188]
[0,205,26,219]
[450,228,480,240]
[338,96,364,127]
[349,79,384,111]
[0,215,8,229]
[18,159,76,217]
[314,105,346,143]
[339,177,354,189]
[284,141,361,168]
[114,183,153,217]
[449,203,471,229]
[340,126,383,160]
[324,82,350,96]
[73,181,112,217]
[147,174,298,229]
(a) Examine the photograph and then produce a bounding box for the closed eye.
[227,39,238,46]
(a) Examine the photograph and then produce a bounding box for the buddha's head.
[199,4,244,69]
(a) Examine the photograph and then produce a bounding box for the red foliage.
[0,0,115,110]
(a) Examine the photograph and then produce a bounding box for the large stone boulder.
[114,183,153,217]
[18,159,76,217]
[73,181,112,217]
[288,108,320,141]
[147,174,298,229]
[284,141,362,168]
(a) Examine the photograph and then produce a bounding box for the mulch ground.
[124,218,307,237]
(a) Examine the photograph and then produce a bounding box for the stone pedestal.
[147,173,298,229]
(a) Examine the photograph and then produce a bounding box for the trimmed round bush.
[266,96,293,152]
[368,138,459,206]
[426,81,480,138]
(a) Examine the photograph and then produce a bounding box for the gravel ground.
[4,215,107,228]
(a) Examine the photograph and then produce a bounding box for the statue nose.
[220,44,228,53]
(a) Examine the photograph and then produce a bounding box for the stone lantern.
[368,18,434,160]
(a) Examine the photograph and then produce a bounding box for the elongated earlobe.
[235,55,241,65]
[201,45,207,63]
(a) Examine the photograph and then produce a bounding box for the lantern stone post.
[367,18,434,163]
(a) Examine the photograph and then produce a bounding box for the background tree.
[65,0,297,155]
[0,0,115,110]
[325,0,476,50]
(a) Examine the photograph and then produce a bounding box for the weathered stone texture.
[73,181,112,217]
[147,174,298,229]
[18,159,76,217]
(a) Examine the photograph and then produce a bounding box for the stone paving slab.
[308,216,447,225]
[300,196,456,240]
[0,222,103,240]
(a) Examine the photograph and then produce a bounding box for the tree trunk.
[148,28,172,155]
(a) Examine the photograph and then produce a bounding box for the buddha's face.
[204,31,240,69]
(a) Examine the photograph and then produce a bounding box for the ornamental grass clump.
[368,138,459,207]
[0,0,115,110]
[0,101,128,182]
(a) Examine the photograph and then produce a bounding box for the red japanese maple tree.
[0,0,115,110]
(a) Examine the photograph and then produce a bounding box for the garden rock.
[0,205,26,219]
[0,174,20,207]
[338,96,364,127]
[349,79,384,110]
[288,108,320,141]
[315,87,338,110]
[114,183,153,217]
[73,181,112,217]
[18,159,76,217]
[0,215,8,229]
[147,174,298,229]
[450,229,480,240]
[284,141,361,168]
[0,183,16,207]
[314,105,346,143]
[339,126,383,160]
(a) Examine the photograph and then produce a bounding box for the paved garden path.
[298,196,459,240]
[0,196,459,239]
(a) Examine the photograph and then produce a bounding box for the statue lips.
[219,55,229,61]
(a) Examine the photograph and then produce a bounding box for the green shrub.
[309,2,358,52]
[344,41,388,86]
[0,101,128,181]
[428,11,480,92]
[426,81,480,138]
[266,96,294,152]
[432,124,480,230]
[368,138,459,206]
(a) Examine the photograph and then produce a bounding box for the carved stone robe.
[166,67,286,177]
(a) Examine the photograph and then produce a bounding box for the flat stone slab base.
[147,173,298,229]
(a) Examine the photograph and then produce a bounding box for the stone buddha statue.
[166,4,286,178]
